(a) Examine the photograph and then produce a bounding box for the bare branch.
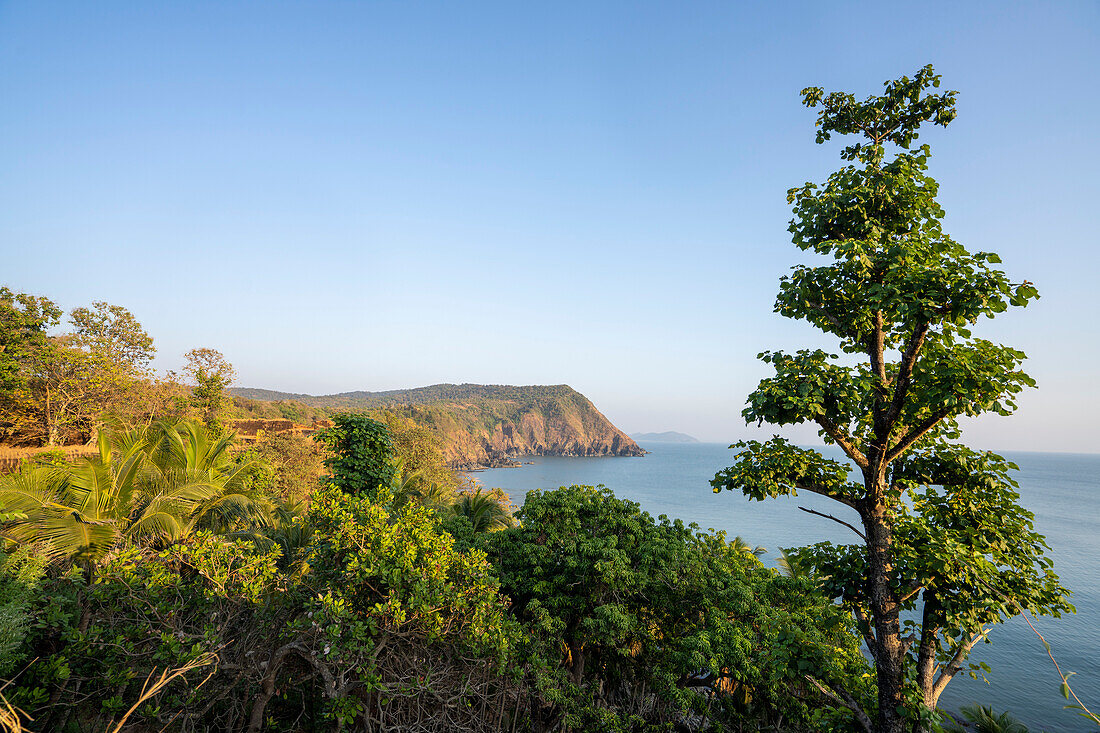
[898,581,924,604]
[976,578,1100,721]
[798,506,866,540]
[814,415,869,469]
[791,481,861,511]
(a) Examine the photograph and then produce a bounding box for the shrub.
[313,413,396,500]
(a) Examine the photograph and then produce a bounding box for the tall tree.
[7,333,102,446]
[0,289,62,443]
[69,301,155,374]
[183,348,236,435]
[0,288,61,395]
[2,296,163,445]
[69,301,159,433]
[711,66,1070,733]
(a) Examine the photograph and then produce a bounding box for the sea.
[472,442,1100,732]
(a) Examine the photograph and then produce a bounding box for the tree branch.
[852,605,879,658]
[898,581,924,604]
[881,322,930,433]
[804,676,874,733]
[814,415,868,469]
[798,506,866,540]
[886,406,953,462]
[915,598,940,703]
[931,629,987,702]
[806,301,844,332]
[791,481,861,511]
[869,311,887,383]
[975,577,1100,721]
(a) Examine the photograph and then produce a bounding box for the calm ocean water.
[473,443,1100,732]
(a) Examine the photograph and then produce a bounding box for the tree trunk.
[45,385,59,446]
[864,492,906,733]
[568,640,585,684]
[916,600,941,714]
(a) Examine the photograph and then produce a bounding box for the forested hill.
[229,383,646,469]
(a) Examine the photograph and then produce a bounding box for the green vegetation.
[481,485,872,731]
[0,402,882,730]
[945,704,1029,733]
[314,413,399,500]
[183,347,236,435]
[231,382,584,408]
[711,66,1071,732]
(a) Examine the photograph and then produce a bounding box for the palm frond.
[126,510,185,543]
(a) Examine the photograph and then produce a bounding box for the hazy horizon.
[3,2,1098,453]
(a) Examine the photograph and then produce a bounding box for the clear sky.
[1,2,1097,451]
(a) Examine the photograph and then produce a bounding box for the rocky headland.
[230,383,646,469]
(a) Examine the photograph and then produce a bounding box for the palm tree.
[946,704,1029,733]
[730,535,767,563]
[227,499,310,568]
[141,420,273,534]
[0,428,184,566]
[0,420,272,567]
[450,489,514,533]
[387,460,428,510]
[775,548,809,579]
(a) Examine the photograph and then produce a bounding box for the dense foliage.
[230,383,584,410]
[481,485,873,731]
[0,392,879,731]
[0,291,227,447]
[314,413,398,501]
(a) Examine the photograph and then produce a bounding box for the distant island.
[230,383,645,469]
[631,431,700,444]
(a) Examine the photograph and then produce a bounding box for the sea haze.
[473,443,1100,733]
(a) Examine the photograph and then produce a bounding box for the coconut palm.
[0,428,193,566]
[450,489,514,533]
[945,704,1029,733]
[141,420,273,534]
[775,548,809,579]
[730,535,767,563]
[387,461,429,510]
[226,499,310,568]
[0,420,272,567]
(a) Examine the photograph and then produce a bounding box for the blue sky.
[1,2,1097,451]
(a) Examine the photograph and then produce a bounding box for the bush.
[0,545,46,678]
[313,413,396,500]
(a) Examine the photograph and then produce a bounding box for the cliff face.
[230,383,645,469]
[424,390,645,469]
